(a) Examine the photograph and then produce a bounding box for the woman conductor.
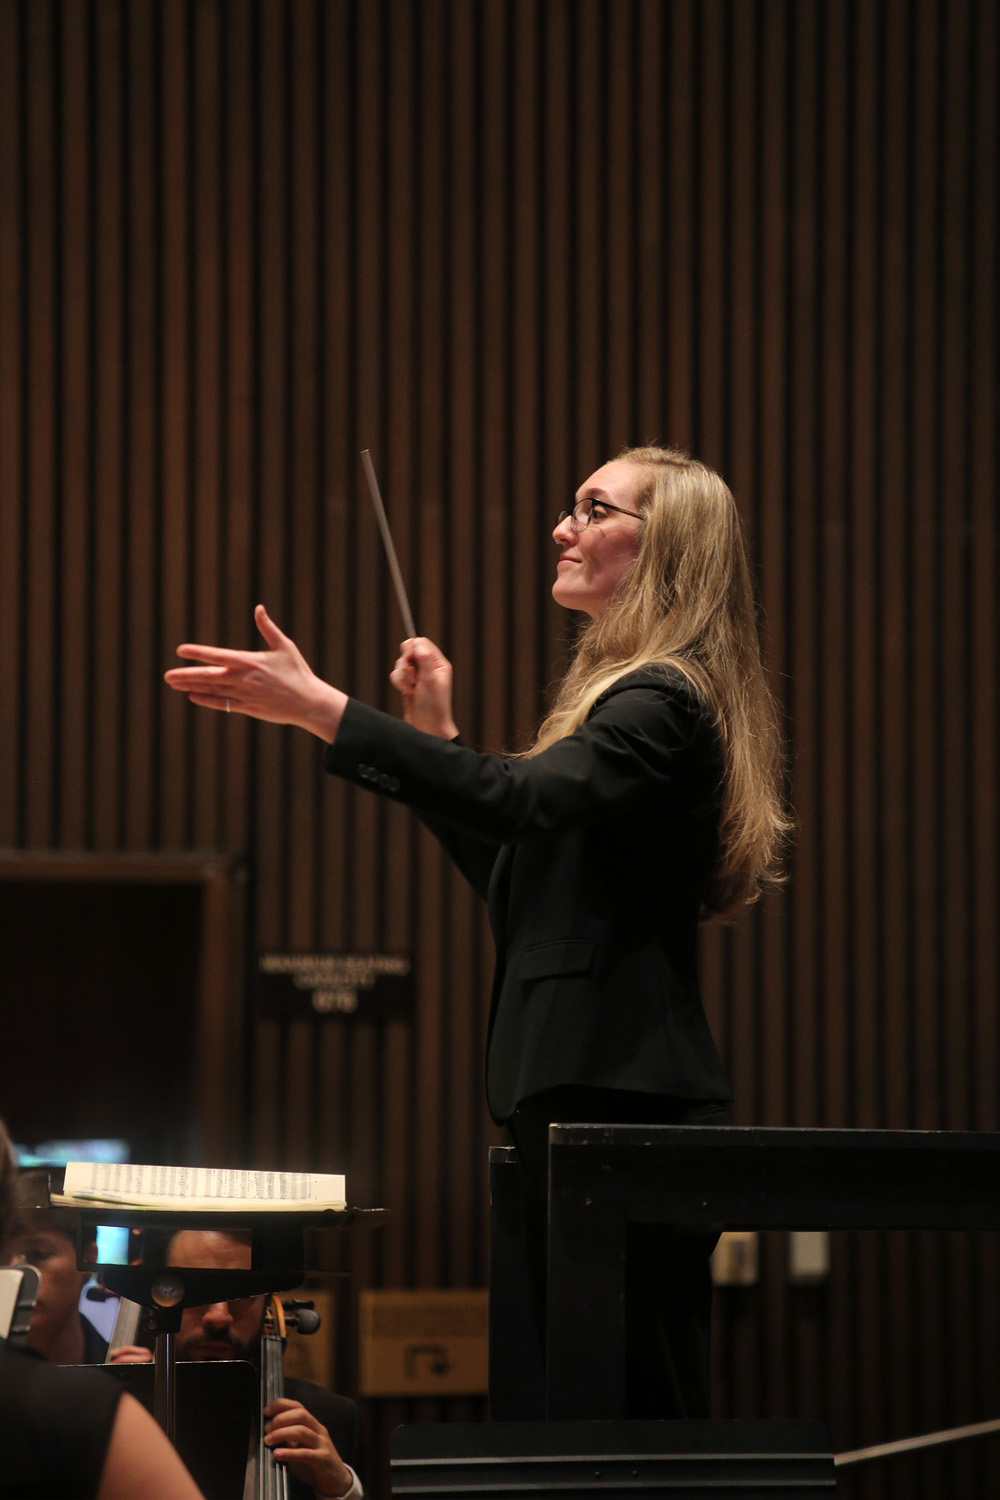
[165,445,790,1417]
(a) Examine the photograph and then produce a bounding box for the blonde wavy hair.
[528,445,792,916]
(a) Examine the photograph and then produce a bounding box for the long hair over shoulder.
[526,445,792,917]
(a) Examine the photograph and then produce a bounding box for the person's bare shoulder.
[97,1393,205,1500]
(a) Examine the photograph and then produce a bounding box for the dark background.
[1,2,997,1495]
[2,880,201,1154]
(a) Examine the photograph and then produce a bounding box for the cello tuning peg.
[280,1298,321,1333]
[287,1306,321,1334]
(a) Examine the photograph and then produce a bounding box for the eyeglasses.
[556,497,644,532]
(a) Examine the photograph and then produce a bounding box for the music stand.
[56,1200,385,1443]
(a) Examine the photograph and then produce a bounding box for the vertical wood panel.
[125,0,159,848]
[510,0,544,746]
[319,0,353,950]
[540,0,572,527]
[0,0,21,847]
[58,0,91,847]
[220,0,254,854]
[757,0,789,1132]
[969,0,999,1139]
[909,0,941,1134]
[697,0,726,468]
[665,0,695,448]
[479,0,508,752]
[574,0,604,466]
[606,0,634,446]
[634,0,664,445]
[23,0,58,847]
[190,0,225,848]
[848,0,882,1135]
[255,0,291,946]
[788,0,821,1131]
[286,0,322,959]
[938,0,972,1132]
[818,0,850,1129]
[3,2,999,1493]
[159,0,192,848]
[88,0,124,850]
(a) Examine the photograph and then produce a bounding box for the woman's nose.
[553,513,576,545]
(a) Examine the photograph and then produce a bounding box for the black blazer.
[325,665,732,1122]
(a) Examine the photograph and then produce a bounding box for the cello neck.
[259,1295,289,1500]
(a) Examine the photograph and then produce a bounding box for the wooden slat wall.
[2,1,998,1494]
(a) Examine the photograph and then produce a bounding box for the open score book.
[52,1162,347,1213]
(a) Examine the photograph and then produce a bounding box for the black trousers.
[505,1085,729,1420]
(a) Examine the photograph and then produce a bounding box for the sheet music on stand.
[52,1160,348,1214]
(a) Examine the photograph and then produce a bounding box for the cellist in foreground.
[111,1229,365,1499]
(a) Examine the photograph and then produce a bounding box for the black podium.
[391,1418,836,1498]
[523,1125,1000,1421]
[416,1124,1000,1500]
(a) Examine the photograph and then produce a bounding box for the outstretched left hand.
[164,604,348,743]
[262,1397,355,1496]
